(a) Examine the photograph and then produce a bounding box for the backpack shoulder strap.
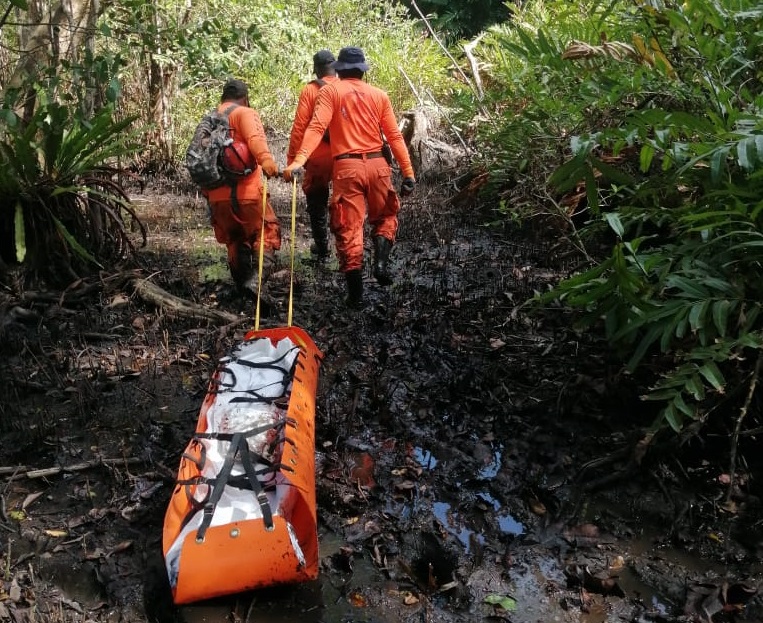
[221,103,239,117]
[312,78,327,88]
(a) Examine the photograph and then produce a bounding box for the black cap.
[221,78,248,101]
[313,50,335,66]
[332,47,369,72]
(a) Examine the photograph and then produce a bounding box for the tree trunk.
[399,108,469,178]
[3,0,101,116]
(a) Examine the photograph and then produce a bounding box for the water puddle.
[411,445,438,470]
[477,491,525,536]
[433,500,486,553]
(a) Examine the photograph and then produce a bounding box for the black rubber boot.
[240,248,276,296]
[345,269,364,309]
[373,236,393,286]
[306,190,330,260]
[229,242,254,290]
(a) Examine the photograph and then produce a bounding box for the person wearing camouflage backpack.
[204,78,281,297]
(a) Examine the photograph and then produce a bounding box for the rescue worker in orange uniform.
[205,79,281,296]
[283,47,416,309]
[286,50,338,261]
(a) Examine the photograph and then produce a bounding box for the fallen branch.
[130,276,238,325]
[3,457,143,481]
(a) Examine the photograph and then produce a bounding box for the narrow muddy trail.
[1,181,762,623]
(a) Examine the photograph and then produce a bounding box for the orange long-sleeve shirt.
[292,77,415,180]
[287,76,338,163]
[206,103,275,203]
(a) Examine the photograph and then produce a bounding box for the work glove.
[400,177,415,197]
[282,163,304,183]
[260,158,279,179]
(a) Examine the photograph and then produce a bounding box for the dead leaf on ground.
[402,591,419,605]
[528,498,546,515]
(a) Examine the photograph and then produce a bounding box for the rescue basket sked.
[162,326,322,605]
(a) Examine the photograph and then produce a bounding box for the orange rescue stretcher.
[162,325,322,605]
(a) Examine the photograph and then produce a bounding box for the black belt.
[335,151,384,161]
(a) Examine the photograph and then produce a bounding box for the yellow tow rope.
[287,177,297,327]
[253,174,299,331]
[254,176,267,331]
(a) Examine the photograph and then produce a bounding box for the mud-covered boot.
[261,248,277,281]
[345,269,364,309]
[373,236,393,286]
[229,242,254,292]
[306,190,330,260]
[240,248,277,297]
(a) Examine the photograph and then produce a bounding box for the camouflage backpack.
[185,104,254,189]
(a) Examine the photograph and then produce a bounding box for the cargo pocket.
[383,188,401,218]
[329,197,346,234]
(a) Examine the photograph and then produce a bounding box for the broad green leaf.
[688,300,709,332]
[673,393,695,417]
[698,362,725,392]
[14,202,26,262]
[712,300,731,336]
[666,276,709,299]
[640,143,655,172]
[585,169,598,213]
[627,323,663,371]
[604,212,624,238]
[52,217,103,268]
[589,156,636,186]
[548,154,587,193]
[709,146,729,183]
[737,137,754,171]
[686,374,706,401]
[663,402,682,432]
[484,594,517,611]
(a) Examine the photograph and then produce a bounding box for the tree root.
[129,276,238,325]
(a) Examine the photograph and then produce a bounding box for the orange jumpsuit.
[291,78,415,273]
[287,76,338,200]
[205,104,281,280]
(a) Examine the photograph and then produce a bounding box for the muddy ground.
[1,178,762,623]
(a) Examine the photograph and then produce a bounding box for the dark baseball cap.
[313,50,335,66]
[221,78,248,101]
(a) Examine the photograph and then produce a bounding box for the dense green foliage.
[5,0,763,449]
[398,0,511,40]
[0,87,145,286]
[468,0,763,435]
[162,0,458,156]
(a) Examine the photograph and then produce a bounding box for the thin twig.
[422,87,471,154]
[396,65,426,107]
[408,0,486,112]
[463,33,486,99]
[726,350,762,504]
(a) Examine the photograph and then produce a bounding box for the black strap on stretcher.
[174,344,302,542]
[176,418,297,542]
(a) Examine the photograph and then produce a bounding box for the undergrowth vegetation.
[0,91,145,287]
[468,0,763,441]
[3,0,762,449]
[170,0,458,145]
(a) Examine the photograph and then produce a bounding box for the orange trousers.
[209,193,281,271]
[302,144,333,195]
[329,157,400,272]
